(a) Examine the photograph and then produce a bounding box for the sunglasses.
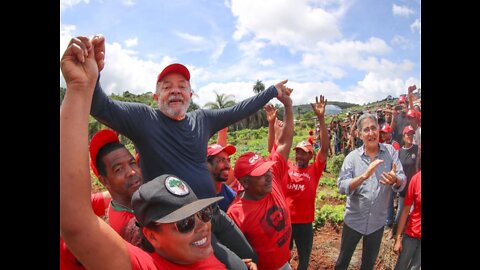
[174,205,214,234]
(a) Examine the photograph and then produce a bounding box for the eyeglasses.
[361,126,378,134]
[214,157,231,165]
[174,205,214,234]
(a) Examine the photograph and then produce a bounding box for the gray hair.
[356,113,379,131]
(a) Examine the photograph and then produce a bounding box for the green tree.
[203,91,236,109]
[253,80,265,94]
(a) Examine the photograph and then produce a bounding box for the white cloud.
[123,0,135,7]
[301,37,393,80]
[124,37,138,48]
[344,72,420,104]
[60,0,90,12]
[259,59,274,66]
[238,40,266,58]
[175,32,206,44]
[392,4,414,17]
[411,18,421,34]
[230,0,344,51]
[391,35,413,50]
[60,29,177,95]
[211,40,227,62]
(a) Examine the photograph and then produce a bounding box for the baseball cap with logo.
[398,95,406,104]
[233,152,276,180]
[207,144,236,157]
[89,129,120,177]
[157,63,190,83]
[132,174,223,227]
[380,123,393,133]
[293,141,313,153]
[403,125,415,135]
[406,109,420,120]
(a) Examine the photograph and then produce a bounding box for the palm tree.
[203,91,236,109]
[253,80,265,94]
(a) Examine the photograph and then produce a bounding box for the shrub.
[329,153,345,177]
[314,204,345,228]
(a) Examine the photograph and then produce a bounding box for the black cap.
[132,174,223,227]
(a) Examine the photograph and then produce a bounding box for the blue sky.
[60,0,420,107]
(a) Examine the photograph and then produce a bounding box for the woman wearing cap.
[391,125,418,236]
[60,36,257,270]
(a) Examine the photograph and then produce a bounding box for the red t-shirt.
[227,151,292,270]
[60,237,86,270]
[307,135,314,146]
[228,178,244,193]
[60,192,114,270]
[90,192,112,217]
[392,141,400,151]
[286,154,326,223]
[107,202,136,234]
[404,171,421,239]
[127,242,226,269]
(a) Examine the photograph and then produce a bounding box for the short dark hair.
[207,155,215,164]
[96,142,127,176]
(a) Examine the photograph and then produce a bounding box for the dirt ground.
[289,223,399,270]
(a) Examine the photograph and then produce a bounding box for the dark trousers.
[335,224,384,270]
[289,223,313,270]
[211,206,257,269]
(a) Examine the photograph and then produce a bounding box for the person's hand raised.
[311,95,327,118]
[362,159,384,180]
[274,79,293,98]
[264,104,278,124]
[91,34,106,72]
[60,36,99,90]
[380,163,398,186]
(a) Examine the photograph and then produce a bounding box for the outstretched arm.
[275,86,294,161]
[60,36,130,270]
[264,104,278,153]
[311,95,329,163]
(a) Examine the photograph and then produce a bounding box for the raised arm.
[407,85,416,110]
[60,36,130,270]
[310,95,329,163]
[274,84,294,161]
[264,104,278,153]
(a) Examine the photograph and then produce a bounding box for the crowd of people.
[60,34,421,270]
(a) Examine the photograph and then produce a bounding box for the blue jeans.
[335,224,384,270]
[394,234,421,270]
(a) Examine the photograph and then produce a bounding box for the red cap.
[89,129,120,177]
[207,144,236,157]
[407,109,420,120]
[398,95,406,104]
[380,123,392,133]
[234,152,276,179]
[157,63,190,83]
[309,130,314,135]
[403,125,415,135]
[293,141,313,153]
